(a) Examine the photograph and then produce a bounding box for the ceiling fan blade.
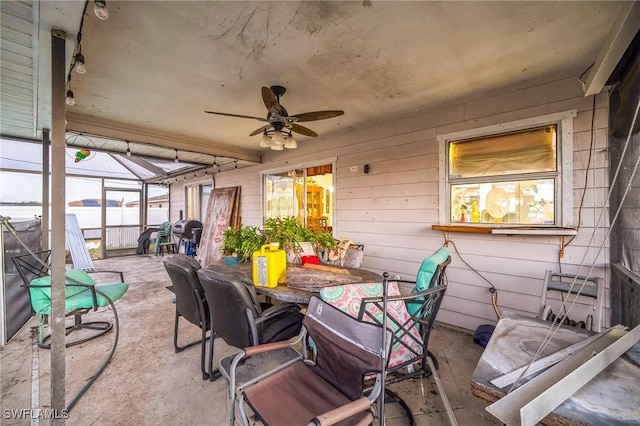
[291,123,318,137]
[291,110,344,122]
[249,124,272,136]
[205,111,268,122]
[261,86,282,115]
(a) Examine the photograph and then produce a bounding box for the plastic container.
[301,255,319,265]
[252,243,287,288]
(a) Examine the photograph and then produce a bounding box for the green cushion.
[30,269,95,300]
[63,283,129,312]
[28,269,128,315]
[408,247,449,316]
[415,247,450,292]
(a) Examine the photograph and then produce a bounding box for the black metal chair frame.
[11,249,125,412]
[12,249,125,348]
[163,255,213,380]
[357,256,450,425]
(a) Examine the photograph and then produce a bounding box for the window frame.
[184,181,212,221]
[437,110,577,228]
[261,157,336,227]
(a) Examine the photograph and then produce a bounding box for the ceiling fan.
[205,85,344,149]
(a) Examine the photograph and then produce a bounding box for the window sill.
[432,225,577,236]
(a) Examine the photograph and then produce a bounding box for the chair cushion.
[29,270,128,315]
[30,269,96,301]
[415,247,450,293]
[320,282,423,369]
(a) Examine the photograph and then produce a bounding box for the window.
[263,162,334,232]
[185,183,212,221]
[438,111,576,227]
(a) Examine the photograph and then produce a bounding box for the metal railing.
[80,225,141,250]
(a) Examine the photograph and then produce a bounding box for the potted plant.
[222,225,265,264]
[262,217,337,263]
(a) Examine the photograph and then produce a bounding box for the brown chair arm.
[311,397,372,426]
[243,340,291,356]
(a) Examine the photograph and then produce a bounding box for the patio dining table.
[230,262,383,304]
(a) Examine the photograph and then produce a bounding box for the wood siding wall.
[171,77,611,332]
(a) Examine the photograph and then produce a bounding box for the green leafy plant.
[263,217,337,257]
[222,218,339,263]
[222,226,265,262]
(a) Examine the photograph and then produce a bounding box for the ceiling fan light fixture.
[284,135,297,149]
[94,0,109,20]
[259,132,273,148]
[271,130,285,145]
[270,143,284,151]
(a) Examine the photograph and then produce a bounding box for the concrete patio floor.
[1,254,501,425]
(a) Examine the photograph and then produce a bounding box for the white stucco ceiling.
[36,1,634,160]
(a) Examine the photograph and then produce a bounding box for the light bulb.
[94,0,109,20]
[259,133,272,148]
[126,149,131,157]
[174,150,179,163]
[74,53,86,74]
[284,135,297,149]
[65,90,76,106]
[270,143,284,151]
[271,130,285,145]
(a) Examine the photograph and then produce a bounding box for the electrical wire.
[445,238,501,320]
[563,95,597,251]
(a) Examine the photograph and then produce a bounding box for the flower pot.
[223,256,241,266]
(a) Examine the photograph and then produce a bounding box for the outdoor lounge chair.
[227,295,392,426]
[162,254,212,380]
[11,249,129,411]
[12,249,129,348]
[196,265,303,381]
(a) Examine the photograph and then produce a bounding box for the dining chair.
[196,265,303,381]
[320,249,451,424]
[162,254,212,380]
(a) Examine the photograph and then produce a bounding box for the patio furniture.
[11,249,129,411]
[12,249,129,348]
[162,255,212,380]
[319,249,451,425]
[230,295,392,426]
[152,221,175,256]
[196,265,303,381]
[227,262,383,304]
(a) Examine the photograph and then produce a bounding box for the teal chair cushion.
[415,247,450,292]
[408,247,450,316]
[29,269,128,315]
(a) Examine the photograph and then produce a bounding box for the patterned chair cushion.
[320,282,423,370]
